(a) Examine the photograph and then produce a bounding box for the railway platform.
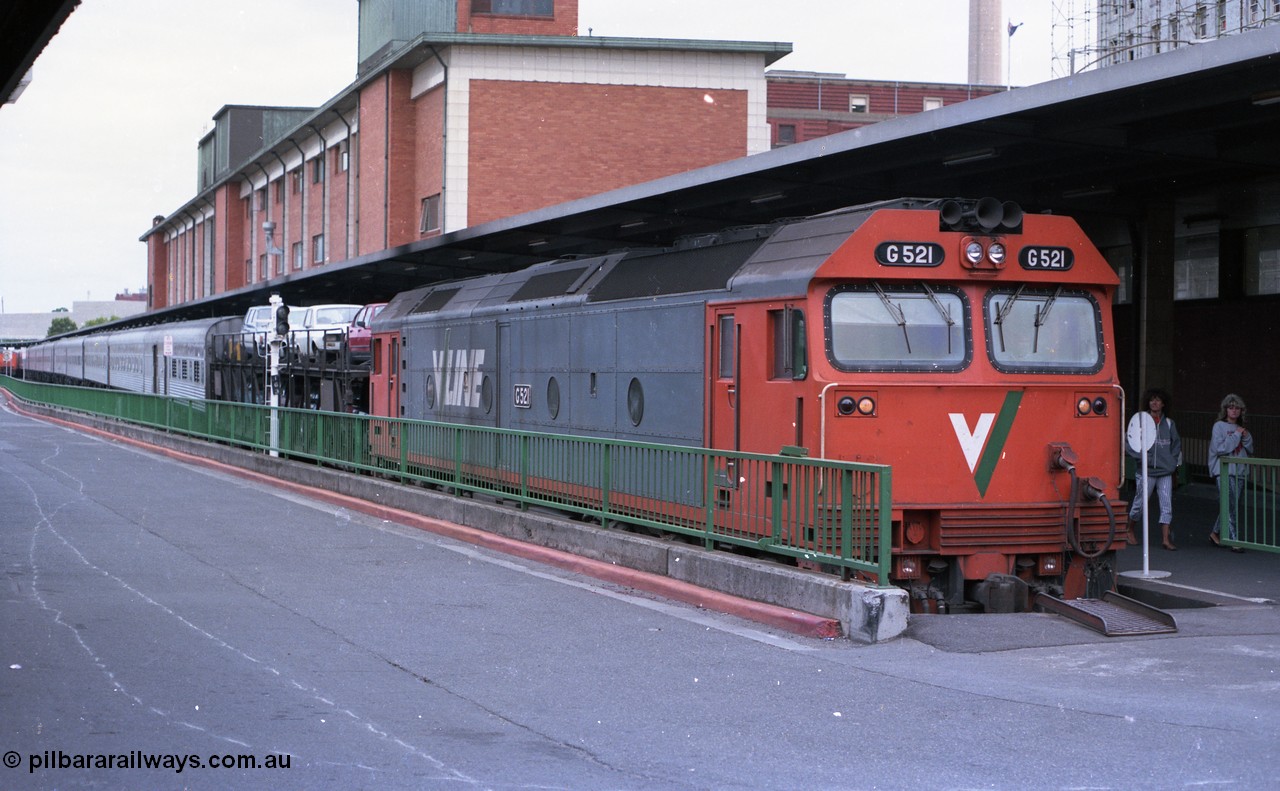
[1115,481,1280,606]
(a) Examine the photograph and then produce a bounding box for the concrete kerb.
[6,397,909,643]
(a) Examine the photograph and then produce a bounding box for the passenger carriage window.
[984,287,1103,373]
[825,284,969,372]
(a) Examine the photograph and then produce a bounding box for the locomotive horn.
[939,200,964,227]
[1000,201,1024,230]
[973,197,1004,231]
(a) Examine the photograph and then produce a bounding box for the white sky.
[0,0,1055,315]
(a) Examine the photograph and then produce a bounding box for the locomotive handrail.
[2,376,894,584]
[1115,384,1127,489]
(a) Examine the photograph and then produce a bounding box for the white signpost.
[1120,411,1170,580]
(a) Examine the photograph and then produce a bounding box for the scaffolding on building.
[1052,0,1280,76]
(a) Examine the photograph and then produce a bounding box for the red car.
[347,302,386,362]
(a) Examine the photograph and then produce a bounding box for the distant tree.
[82,315,120,328]
[47,317,78,337]
[52,307,69,313]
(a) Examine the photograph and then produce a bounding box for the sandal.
[1162,542,1177,551]
[1209,533,1221,547]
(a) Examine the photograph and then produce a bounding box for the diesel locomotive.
[365,198,1126,612]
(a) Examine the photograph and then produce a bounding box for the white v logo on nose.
[950,413,995,473]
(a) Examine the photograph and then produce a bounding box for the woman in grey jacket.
[1125,388,1182,550]
[1209,393,1253,551]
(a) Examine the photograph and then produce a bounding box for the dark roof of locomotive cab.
[43,23,1280,337]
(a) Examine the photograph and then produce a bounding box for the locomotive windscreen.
[587,238,767,302]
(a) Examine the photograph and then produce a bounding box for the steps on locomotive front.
[1034,591,1178,636]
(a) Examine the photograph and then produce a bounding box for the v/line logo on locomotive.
[432,349,486,408]
[948,391,1023,497]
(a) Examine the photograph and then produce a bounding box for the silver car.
[291,304,361,355]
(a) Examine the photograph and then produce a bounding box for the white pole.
[268,293,282,458]
[1140,419,1150,575]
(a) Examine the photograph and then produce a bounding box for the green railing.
[2,376,893,582]
[1179,410,1279,479]
[1219,457,1280,554]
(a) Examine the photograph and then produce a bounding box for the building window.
[1152,23,1161,53]
[420,194,441,234]
[336,143,349,173]
[1103,246,1133,305]
[246,258,254,283]
[255,189,266,211]
[291,169,302,194]
[777,124,796,145]
[275,180,284,202]
[849,94,869,113]
[1170,16,1180,45]
[259,254,268,281]
[1174,234,1219,300]
[312,233,325,264]
[312,157,325,184]
[1244,226,1280,295]
[1217,0,1227,31]
[923,97,943,111]
[473,0,553,16]
[292,241,304,270]
[1195,5,1208,38]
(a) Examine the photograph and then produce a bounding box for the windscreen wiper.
[1032,286,1062,354]
[993,284,1025,353]
[920,282,955,354]
[873,283,910,354]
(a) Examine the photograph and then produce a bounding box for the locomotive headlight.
[895,556,922,580]
[987,242,1006,265]
[1038,554,1062,575]
[1092,397,1108,415]
[964,240,984,264]
[1077,397,1093,416]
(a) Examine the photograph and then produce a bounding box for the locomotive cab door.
[369,334,400,460]
[708,309,740,488]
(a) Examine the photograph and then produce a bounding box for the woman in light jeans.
[1209,393,1254,553]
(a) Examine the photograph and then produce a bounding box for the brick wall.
[413,86,446,239]
[467,80,747,225]
[358,77,390,256]
[456,0,578,36]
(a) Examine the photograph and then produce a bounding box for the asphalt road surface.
[3,401,1279,790]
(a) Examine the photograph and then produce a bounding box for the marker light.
[837,396,857,416]
[857,396,876,415]
[1092,397,1108,415]
[1038,554,1061,575]
[895,556,922,580]
[1077,397,1093,416]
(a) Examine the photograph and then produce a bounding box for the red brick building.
[766,70,1005,147]
[142,0,1001,311]
[142,0,788,309]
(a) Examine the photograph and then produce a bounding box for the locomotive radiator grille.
[937,504,1120,549]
